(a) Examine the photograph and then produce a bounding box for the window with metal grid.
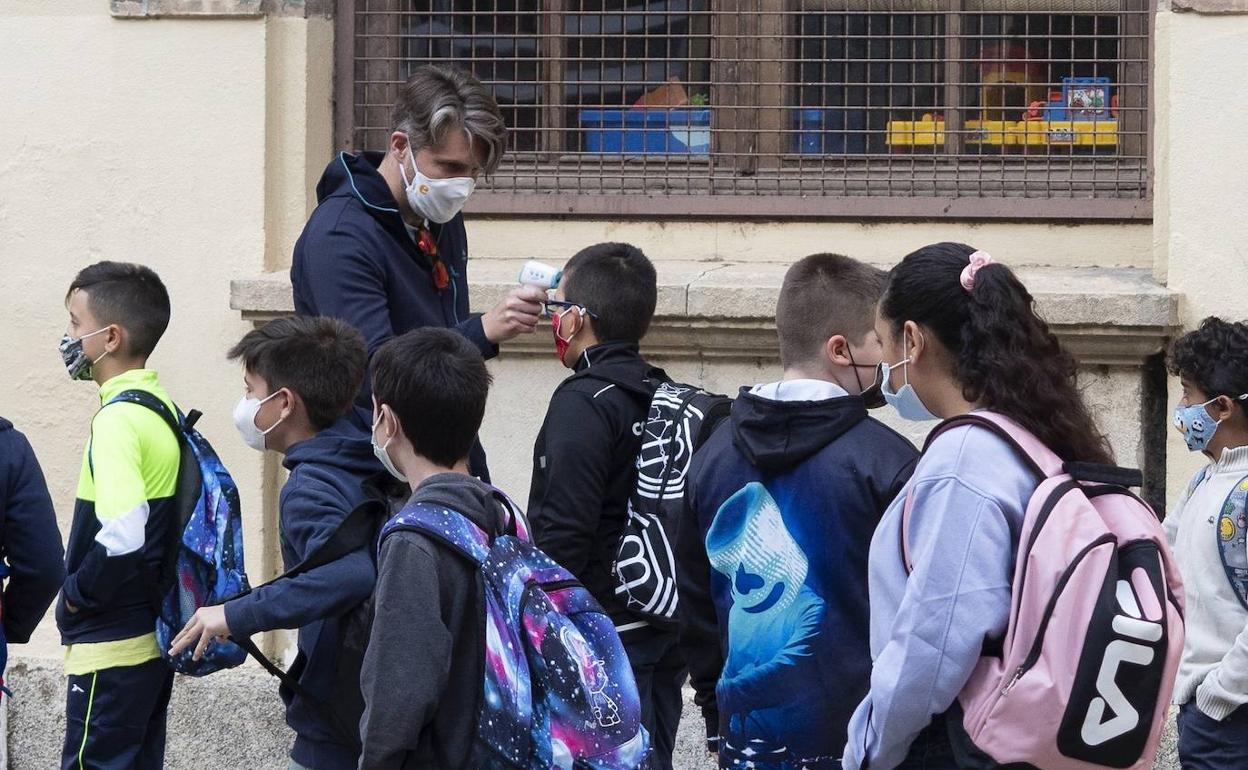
[336,0,1150,218]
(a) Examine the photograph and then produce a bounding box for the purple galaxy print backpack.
[380,493,650,770]
[102,390,249,676]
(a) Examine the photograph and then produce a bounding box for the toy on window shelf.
[1023,78,1113,122]
[1014,77,1118,148]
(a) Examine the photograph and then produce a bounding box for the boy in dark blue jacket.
[170,316,382,770]
[0,418,66,677]
[676,254,918,770]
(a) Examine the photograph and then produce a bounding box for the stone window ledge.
[111,0,330,18]
[231,261,1178,366]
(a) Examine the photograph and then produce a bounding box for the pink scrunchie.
[960,250,995,292]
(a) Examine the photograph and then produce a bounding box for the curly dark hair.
[1168,317,1248,415]
[880,242,1112,464]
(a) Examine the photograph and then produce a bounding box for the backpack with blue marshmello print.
[380,491,650,770]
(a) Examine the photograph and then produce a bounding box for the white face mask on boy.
[371,408,408,483]
[232,391,286,452]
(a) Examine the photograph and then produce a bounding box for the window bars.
[338,0,1150,217]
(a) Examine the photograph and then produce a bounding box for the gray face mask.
[371,409,408,483]
[59,328,110,381]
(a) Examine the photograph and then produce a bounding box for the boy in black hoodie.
[527,243,684,768]
[357,327,504,769]
[170,316,380,770]
[676,253,918,769]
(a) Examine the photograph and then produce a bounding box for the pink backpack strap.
[921,412,1062,480]
[901,411,1060,574]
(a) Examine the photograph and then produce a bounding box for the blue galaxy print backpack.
[380,492,650,770]
[103,390,250,675]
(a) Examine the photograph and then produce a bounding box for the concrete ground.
[4,655,1177,769]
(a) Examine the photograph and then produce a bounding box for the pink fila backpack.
[902,412,1184,770]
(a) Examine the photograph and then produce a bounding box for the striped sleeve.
[89,405,153,556]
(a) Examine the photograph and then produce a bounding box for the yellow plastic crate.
[886,119,1117,147]
[1014,120,1118,146]
[886,120,945,146]
[964,120,1013,146]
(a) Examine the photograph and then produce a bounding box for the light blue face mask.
[881,356,938,422]
[1174,394,1248,453]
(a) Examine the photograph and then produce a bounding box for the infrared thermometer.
[518,260,563,290]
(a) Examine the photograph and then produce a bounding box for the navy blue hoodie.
[676,387,917,769]
[290,151,495,477]
[0,418,65,646]
[223,416,381,770]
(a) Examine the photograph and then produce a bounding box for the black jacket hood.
[730,386,869,472]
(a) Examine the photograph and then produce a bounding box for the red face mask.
[551,307,577,364]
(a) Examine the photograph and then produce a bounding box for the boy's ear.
[277,387,303,424]
[1212,394,1248,424]
[824,335,853,368]
[563,310,591,344]
[103,323,125,356]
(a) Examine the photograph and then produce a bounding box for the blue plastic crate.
[793,108,868,154]
[579,109,711,155]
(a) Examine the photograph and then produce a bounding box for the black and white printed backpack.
[612,381,731,628]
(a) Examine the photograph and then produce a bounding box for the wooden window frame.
[333,0,1153,220]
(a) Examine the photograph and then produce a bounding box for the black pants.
[894,713,960,770]
[624,631,687,770]
[1178,702,1248,770]
[62,658,174,770]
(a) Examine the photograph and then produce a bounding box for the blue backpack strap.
[1216,473,1248,611]
[89,389,185,474]
[107,389,183,434]
[380,501,491,564]
[1185,465,1212,504]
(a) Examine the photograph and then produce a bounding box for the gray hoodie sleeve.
[843,476,1017,770]
[358,533,453,770]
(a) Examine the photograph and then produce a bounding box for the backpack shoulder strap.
[1216,474,1248,611]
[1185,465,1213,502]
[485,487,531,543]
[282,498,386,579]
[902,412,1057,574]
[379,501,491,565]
[105,389,200,435]
[922,412,1058,482]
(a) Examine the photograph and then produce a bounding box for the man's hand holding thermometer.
[481,260,561,343]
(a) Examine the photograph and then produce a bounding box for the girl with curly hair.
[842,242,1113,770]
[1164,317,1248,770]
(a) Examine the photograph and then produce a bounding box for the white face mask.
[400,151,475,225]
[371,408,408,483]
[233,391,285,452]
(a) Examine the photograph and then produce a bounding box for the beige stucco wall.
[466,218,1154,268]
[0,1,330,661]
[1153,6,1248,508]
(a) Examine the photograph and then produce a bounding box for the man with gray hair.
[292,64,543,481]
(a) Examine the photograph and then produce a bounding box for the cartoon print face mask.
[1174,394,1248,452]
[705,482,807,617]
